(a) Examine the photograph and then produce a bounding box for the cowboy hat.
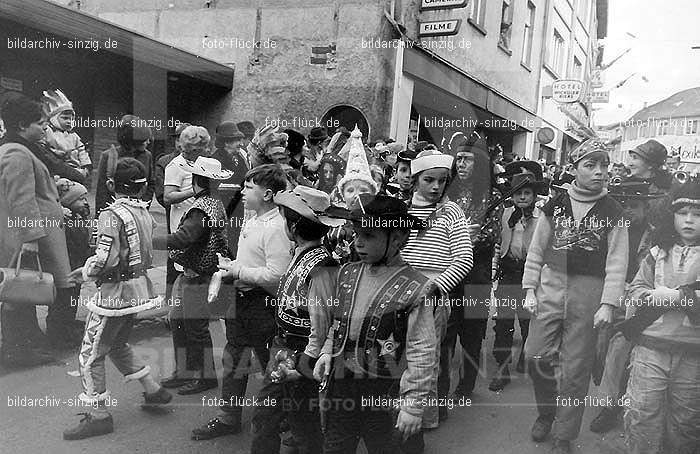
[178,156,233,180]
[273,185,346,227]
[338,193,426,230]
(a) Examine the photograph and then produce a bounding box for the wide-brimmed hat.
[308,127,329,144]
[216,121,245,141]
[179,156,233,180]
[608,180,667,200]
[396,148,418,165]
[504,160,547,194]
[629,139,667,169]
[411,149,454,175]
[273,185,346,227]
[338,193,426,230]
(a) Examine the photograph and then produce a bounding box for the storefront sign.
[589,90,610,103]
[552,80,584,103]
[420,0,469,11]
[0,76,23,92]
[418,19,462,37]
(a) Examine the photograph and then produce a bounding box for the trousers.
[219,287,275,421]
[524,266,603,441]
[624,345,700,454]
[79,312,149,404]
[170,274,217,379]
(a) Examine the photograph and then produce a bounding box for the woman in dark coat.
[0,95,78,367]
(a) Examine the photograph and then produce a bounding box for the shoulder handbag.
[0,246,56,306]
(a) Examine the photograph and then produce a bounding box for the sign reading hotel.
[420,0,469,11]
[418,19,462,37]
[589,90,610,103]
[551,80,584,103]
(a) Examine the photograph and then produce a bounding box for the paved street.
[0,201,629,454]
[1,316,629,454]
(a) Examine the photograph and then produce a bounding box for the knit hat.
[42,89,74,117]
[55,177,88,207]
[252,124,288,150]
[337,126,378,193]
[629,139,668,169]
[670,179,700,210]
[411,149,454,175]
[568,138,611,164]
[179,125,211,149]
[236,121,256,141]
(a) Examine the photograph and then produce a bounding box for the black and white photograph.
[1,0,699,453]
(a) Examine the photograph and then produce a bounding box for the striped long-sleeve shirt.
[401,201,473,293]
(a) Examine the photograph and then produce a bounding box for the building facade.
[27,0,606,159]
[617,87,700,171]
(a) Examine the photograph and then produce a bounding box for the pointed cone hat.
[336,125,378,193]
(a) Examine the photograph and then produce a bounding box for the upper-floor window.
[572,56,583,79]
[470,0,487,28]
[549,30,566,75]
[498,0,513,49]
[577,0,590,26]
[521,2,536,66]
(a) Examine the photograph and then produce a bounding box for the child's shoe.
[143,387,173,406]
[63,412,114,440]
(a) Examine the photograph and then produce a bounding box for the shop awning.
[403,47,540,132]
[1,0,233,90]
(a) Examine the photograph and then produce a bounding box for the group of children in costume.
[49,97,697,454]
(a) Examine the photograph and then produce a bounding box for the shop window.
[321,105,370,140]
[549,30,565,76]
[521,2,536,66]
[470,0,487,29]
[498,0,513,50]
[685,119,698,135]
[657,120,669,136]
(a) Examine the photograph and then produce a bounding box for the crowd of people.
[0,90,698,454]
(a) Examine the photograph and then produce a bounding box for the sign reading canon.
[420,0,469,11]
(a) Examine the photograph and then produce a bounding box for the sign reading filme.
[552,80,584,103]
[420,0,469,11]
[418,19,462,37]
